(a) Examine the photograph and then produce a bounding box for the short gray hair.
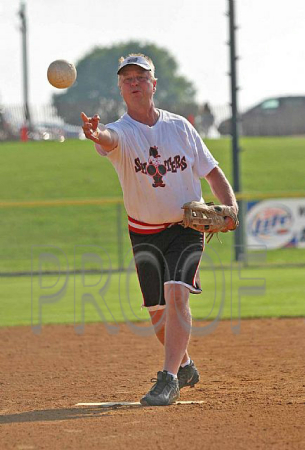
[118,53,157,80]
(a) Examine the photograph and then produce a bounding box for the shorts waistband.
[128,216,178,235]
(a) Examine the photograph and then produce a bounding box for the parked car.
[218,96,305,136]
[29,122,83,141]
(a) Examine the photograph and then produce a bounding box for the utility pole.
[18,1,32,130]
[227,0,244,262]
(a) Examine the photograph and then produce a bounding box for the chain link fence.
[2,98,305,142]
[1,193,304,277]
[0,103,231,142]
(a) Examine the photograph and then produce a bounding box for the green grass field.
[1,137,304,327]
[1,267,304,328]
[1,136,305,200]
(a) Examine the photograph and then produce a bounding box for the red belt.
[128,216,177,235]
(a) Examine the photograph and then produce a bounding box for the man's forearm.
[205,167,238,212]
[94,126,118,152]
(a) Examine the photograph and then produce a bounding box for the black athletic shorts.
[129,224,204,311]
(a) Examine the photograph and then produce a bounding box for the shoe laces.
[178,371,188,383]
[178,363,192,382]
[150,375,170,395]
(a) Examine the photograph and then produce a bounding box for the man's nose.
[130,77,139,85]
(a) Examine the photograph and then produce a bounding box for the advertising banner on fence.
[246,198,305,250]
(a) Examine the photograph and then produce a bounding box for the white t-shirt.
[95,109,218,224]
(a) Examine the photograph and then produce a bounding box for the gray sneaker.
[177,360,200,389]
[140,370,180,406]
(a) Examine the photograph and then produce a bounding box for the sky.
[1,0,304,112]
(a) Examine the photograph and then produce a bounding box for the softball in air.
[47,59,77,89]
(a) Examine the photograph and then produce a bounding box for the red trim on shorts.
[128,216,175,235]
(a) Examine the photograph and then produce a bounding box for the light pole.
[227,0,244,261]
[18,0,32,130]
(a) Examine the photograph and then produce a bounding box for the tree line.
[52,41,200,125]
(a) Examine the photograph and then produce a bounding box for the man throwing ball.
[81,54,238,406]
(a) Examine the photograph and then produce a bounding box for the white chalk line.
[76,401,205,407]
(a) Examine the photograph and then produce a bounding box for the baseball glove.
[181,201,239,243]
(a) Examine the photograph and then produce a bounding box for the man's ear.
[153,79,157,93]
[118,78,123,96]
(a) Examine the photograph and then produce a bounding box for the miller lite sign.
[246,199,305,250]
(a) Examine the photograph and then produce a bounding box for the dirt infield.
[1,319,305,450]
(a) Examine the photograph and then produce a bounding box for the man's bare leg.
[163,283,192,375]
[149,308,190,366]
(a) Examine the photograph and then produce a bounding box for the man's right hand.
[81,112,101,144]
[81,111,119,151]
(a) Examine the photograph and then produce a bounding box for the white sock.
[181,358,191,368]
[165,370,177,379]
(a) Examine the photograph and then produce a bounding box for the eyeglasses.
[121,76,150,85]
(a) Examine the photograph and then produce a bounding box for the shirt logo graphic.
[147,146,166,188]
[134,146,187,188]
